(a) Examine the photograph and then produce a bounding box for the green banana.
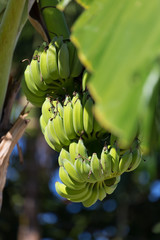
[40,48,54,84]
[39,0,70,40]
[62,158,84,182]
[59,166,86,190]
[82,182,99,207]
[82,70,91,91]
[114,176,121,185]
[46,39,59,80]
[74,157,84,179]
[55,182,90,202]
[76,138,88,159]
[44,118,62,152]
[119,150,132,174]
[52,112,70,146]
[58,42,70,79]
[41,97,53,124]
[98,182,106,201]
[54,100,64,118]
[103,181,118,195]
[83,97,94,136]
[67,41,76,72]
[63,96,77,140]
[44,123,59,152]
[70,49,83,78]
[126,148,142,172]
[82,160,97,183]
[90,153,102,181]
[109,146,120,175]
[30,47,49,91]
[21,75,45,107]
[24,64,45,96]
[69,141,78,164]
[58,148,70,166]
[100,147,112,178]
[39,115,46,134]
[73,97,84,136]
[30,57,48,91]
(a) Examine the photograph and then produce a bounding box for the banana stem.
[0,0,27,121]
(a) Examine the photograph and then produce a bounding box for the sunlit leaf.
[71,0,160,148]
[76,0,94,9]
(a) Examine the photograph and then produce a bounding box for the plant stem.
[0,0,27,120]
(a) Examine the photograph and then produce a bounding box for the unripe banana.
[83,97,94,136]
[47,39,59,80]
[74,156,84,179]
[58,43,70,79]
[67,41,76,72]
[70,49,83,78]
[72,92,80,105]
[39,0,70,40]
[91,153,102,181]
[103,181,118,195]
[55,182,90,202]
[58,148,71,166]
[100,146,112,177]
[82,182,99,208]
[76,138,88,159]
[24,64,45,97]
[52,112,70,146]
[126,148,142,172]
[98,182,106,201]
[59,166,86,190]
[41,97,53,124]
[119,150,132,174]
[44,119,62,152]
[62,159,84,183]
[82,70,91,91]
[109,146,120,175]
[114,176,121,185]
[63,96,77,140]
[54,101,64,118]
[69,141,78,164]
[73,97,84,136]
[39,115,46,134]
[21,75,45,107]
[30,57,48,92]
[104,177,117,186]
[82,160,97,183]
[30,46,49,91]
[82,91,89,106]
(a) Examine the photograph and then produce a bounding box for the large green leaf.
[71,0,160,150]
[76,0,94,9]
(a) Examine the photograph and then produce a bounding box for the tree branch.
[0,108,30,210]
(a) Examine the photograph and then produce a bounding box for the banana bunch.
[21,0,144,208]
[55,138,142,207]
[39,36,83,81]
[40,92,108,152]
[22,37,83,107]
